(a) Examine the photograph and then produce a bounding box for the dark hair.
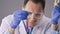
[24,0,45,9]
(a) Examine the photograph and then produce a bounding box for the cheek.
[27,15,31,19]
[27,15,32,22]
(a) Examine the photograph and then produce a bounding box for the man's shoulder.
[40,15,51,27]
[42,15,51,32]
[42,15,51,22]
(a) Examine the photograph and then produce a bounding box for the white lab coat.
[0,15,59,34]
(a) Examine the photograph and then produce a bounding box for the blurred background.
[0,0,60,26]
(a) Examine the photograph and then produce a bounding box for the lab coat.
[0,15,59,34]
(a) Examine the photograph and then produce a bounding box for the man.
[0,0,60,34]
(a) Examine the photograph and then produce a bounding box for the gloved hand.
[51,2,60,25]
[10,10,29,29]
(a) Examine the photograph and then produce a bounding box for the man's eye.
[28,12,32,15]
[35,14,41,16]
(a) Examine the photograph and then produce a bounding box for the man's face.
[24,1,43,26]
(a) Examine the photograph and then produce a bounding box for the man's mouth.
[29,20,37,23]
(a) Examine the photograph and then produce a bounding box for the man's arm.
[50,1,60,34]
[51,2,60,30]
[8,10,29,34]
[0,15,12,34]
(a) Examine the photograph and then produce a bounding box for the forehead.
[25,1,43,13]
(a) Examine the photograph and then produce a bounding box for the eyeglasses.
[27,10,43,19]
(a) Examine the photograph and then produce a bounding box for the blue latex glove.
[10,10,29,29]
[51,2,60,25]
